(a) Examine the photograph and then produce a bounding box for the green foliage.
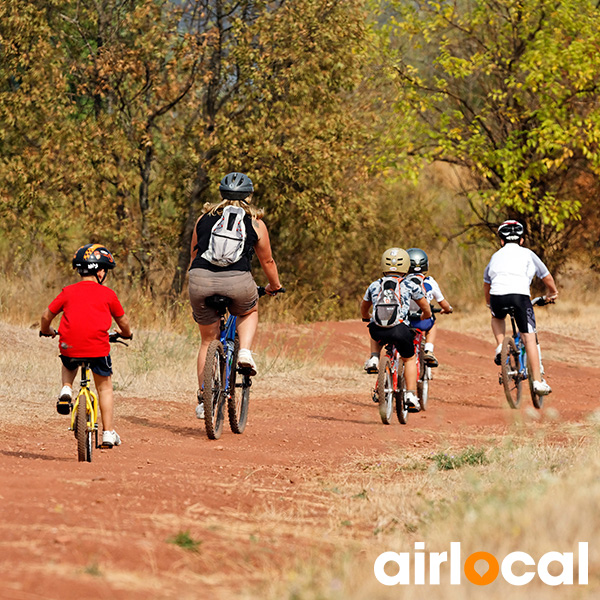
[167,530,202,552]
[430,447,489,471]
[380,0,600,267]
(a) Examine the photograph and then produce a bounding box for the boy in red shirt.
[40,244,132,447]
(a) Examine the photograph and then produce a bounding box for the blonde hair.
[202,198,264,220]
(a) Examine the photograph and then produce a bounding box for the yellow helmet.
[381,247,410,275]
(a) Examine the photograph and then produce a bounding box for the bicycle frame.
[508,314,528,380]
[220,313,238,393]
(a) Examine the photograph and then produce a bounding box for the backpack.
[201,206,247,267]
[373,276,404,327]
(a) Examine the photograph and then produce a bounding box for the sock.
[425,342,434,353]
[495,343,502,355]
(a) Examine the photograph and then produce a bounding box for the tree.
[380,0,600,269]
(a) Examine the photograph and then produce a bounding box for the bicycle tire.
[501,337,522,409]
[203,340,225,440]
[76,396,91,462]
[377,356,394,424]
[419,366,430,412]
[396,373,408,424]
[527,357,544,409]
[227,333,250,434]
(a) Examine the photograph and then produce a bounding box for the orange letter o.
[464,551,500,586]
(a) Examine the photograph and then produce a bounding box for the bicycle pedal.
[99,442,114,449]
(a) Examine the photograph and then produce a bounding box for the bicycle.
[499,296,551,410]
[201,286,285,440]
[40,330,130,462]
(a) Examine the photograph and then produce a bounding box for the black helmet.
[219,172,254,200]
[407,248,429,274]
[72,244,116,276]
[498,220,524,243]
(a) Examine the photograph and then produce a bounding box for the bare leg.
[370,337,382,355]
[402,356,417,391]
[197,321,221,388]
[93,373,114,431]
[491,317,506,348]
[236,308,258,350]
[425,321,438,346]
[61,365,77,389]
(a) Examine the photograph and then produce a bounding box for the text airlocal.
[374,542,588,586]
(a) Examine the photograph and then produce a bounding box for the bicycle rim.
[527,358,544,409]
[377,356,394,424]
[76,396,90,462]
[501,337,522,409]
[228,333,250,434]
[419,367,430,411]
[396,374,408,424]
[203,340,225,440]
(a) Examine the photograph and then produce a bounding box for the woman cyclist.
[188,172,282,418]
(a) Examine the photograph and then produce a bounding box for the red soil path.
[0,321,597,599]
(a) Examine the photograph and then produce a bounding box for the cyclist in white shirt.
[483,220,558,395]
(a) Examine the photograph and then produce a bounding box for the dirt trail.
[0,321,598,600]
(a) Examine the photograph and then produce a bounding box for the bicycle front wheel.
[527,357,544,409]
[203,340,225,440]
[228,333,250,434]
[418,366,430,412]
[76,395,92,462]
[377,356,394,424]
[396,373,408,424]
[501,337,522,409]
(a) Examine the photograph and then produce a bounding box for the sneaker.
[102,430,121,447]
[56,385,72,415]
[533,379,552,396]
[364,355,379,373]
[237,348,257,376]
[494,352,502,366]
[423,350,439,368]
[195,401,205,419]
[405,391,421,411]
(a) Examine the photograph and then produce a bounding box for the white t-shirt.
[483,243,549,296]
[408,275,444,311]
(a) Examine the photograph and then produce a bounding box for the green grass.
[167,530,202,553]
[429,447,489,470]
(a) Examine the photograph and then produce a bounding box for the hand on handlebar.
[109,331,133,344]
[39,327,57,338]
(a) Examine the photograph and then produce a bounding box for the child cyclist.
[360,248,432,410]
[406,248,453,367]
[39,244,133,447]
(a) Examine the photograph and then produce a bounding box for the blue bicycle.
[499,296,550,410]
[201,286,284,440]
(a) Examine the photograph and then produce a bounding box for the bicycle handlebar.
[532,296,555,307]
[109,331,133,345]
[257,286,286,298]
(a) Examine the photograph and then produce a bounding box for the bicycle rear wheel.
[417,341,429,411]
[228,333,250,434]
[501,337,522,409]
[527,358,544,409]
[76,396,92,462]
[396,373,408,424]
[203,340,225,440]
[376,356,394,424]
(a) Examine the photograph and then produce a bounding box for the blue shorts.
[60,355,113,377]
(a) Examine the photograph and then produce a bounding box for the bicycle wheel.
[418,366,430,412]
[501,337,522,409]
[527,357,544,409]
[76,396,92,462]
[396,373,408,424]
[228,333,250,434]
[203,340,225,440]
[376,355,394,424]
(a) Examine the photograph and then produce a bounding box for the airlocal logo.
[374,542,588,586]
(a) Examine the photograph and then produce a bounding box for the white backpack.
[201,206,247,267]
[373,276,404,327]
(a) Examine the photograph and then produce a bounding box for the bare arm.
[188,217,202,268]
[542,273,558,301]
[253,219,281,292]
[416,297,432,319]
[484,282,491,306]
[40,308,57,337]
[360,299,372,321]
[114,314,133,338]
[439,298,453,313]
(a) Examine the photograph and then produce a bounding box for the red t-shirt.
[48,281,125,358]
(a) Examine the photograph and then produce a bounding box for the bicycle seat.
[205,294,232,314]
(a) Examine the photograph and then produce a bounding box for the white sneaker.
[195,402,205,419]
[364,356,379,373]
[56,385,72,415]
[102,430,121,447]
[533,379,552,395]
[237,348,257,376]
[405,391,421,411]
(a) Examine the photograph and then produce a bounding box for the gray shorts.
[188,269,259,325]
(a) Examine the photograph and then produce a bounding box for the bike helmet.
[72,244,115,283]
[407,248,429,275]
[381,247,410,275]
[498,220,524,243]
[219,172,254,201]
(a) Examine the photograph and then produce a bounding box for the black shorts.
[60,355,113,377]
[489,294,536,333]
[368,322,415,358]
